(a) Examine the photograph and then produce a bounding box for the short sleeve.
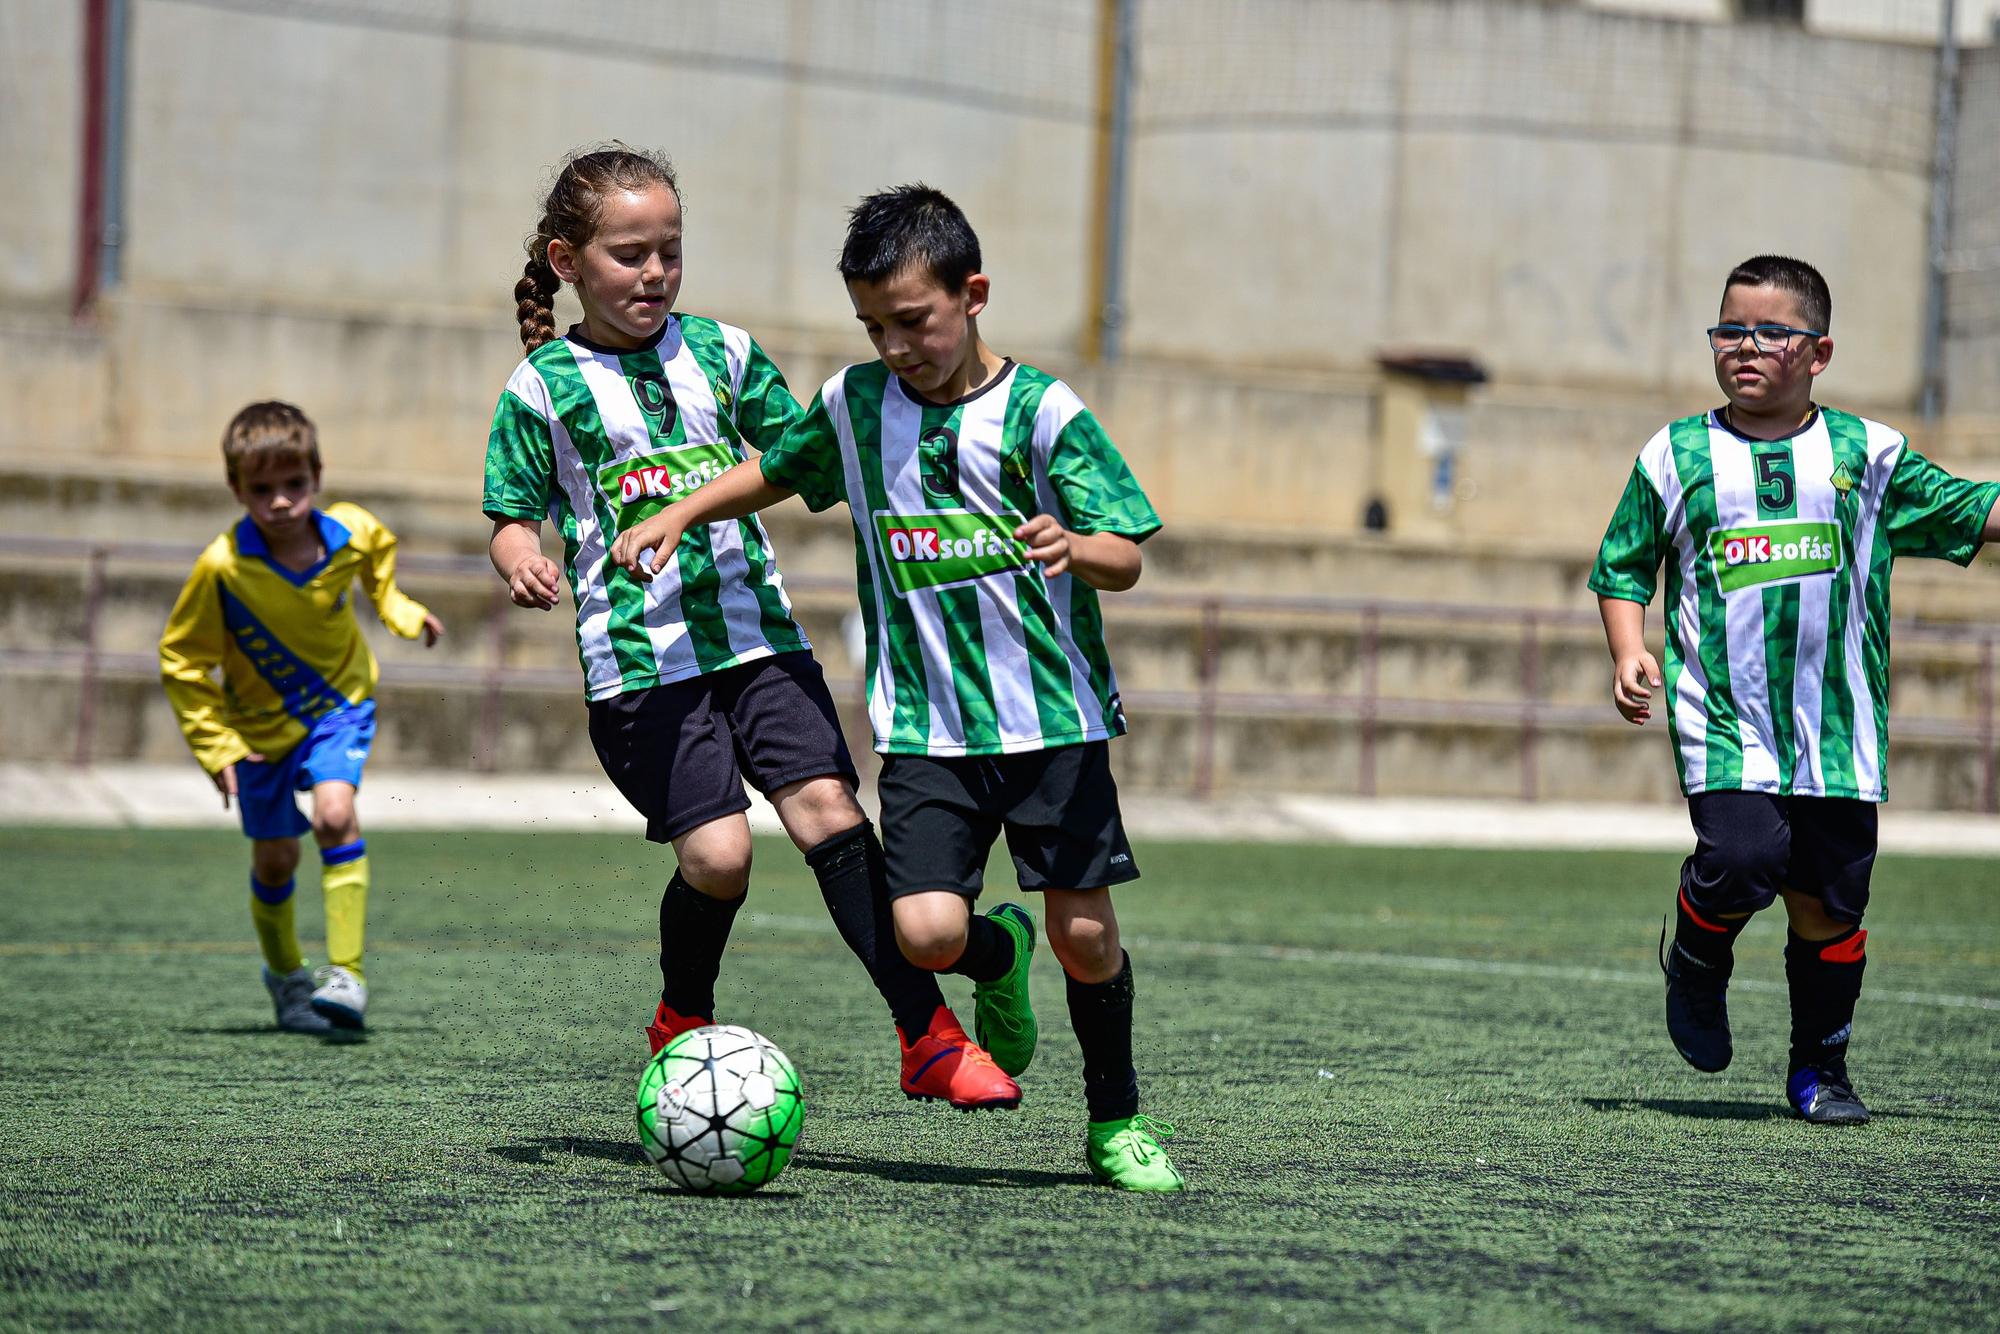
[483,382,556,522]
[1045,409,1161,542]
[1881,444,2000,565]
[759,390,848,513]
[1587,462,1669,603]
[732,337,804,453]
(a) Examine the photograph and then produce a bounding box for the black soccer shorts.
[1680,790,1879,925]
[876,740,1140,899]
[586,651,858,844]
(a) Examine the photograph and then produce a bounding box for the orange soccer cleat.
[644,1000,710,1056]
[899,1006,1022,1111]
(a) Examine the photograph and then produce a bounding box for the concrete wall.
[1944,46,2000,424]
[0,0,1972,547]
[1127,1,1936,403]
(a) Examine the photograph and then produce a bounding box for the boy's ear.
[1811,336,1834,377]
[962,273,991,320]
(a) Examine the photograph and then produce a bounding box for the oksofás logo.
[1707,519,1843,593]
[598,442,740,531]
[873,509,1030,596]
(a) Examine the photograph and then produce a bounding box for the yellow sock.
[321,841,369,981]
[249,873,304,975]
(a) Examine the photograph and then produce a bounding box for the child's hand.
[1015,514,1071,578]
[609,513,684,582]
[1612,651,1663,725]
[508,554,562,610]
[211,755,266,809]
[421,612,445,647]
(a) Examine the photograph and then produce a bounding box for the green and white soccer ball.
[636,1025,803,1194]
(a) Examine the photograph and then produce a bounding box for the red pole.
[74,546,108,766]
[1192,599,1220,798]
[1359,605,1379,797]
[73,0,109,320]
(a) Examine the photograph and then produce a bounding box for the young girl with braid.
[483,145,1020,1109]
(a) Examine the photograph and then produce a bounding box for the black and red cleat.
[645,1000,710,1057]
[899,1005,1021,1111]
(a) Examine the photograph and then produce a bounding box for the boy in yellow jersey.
[160,402,443,1036]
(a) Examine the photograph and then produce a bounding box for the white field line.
[6,912,1994,1014]
[739,913,2000,1014]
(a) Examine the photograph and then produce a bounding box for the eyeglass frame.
[1706,323,1826,354]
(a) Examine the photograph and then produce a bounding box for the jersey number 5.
[1756,452,1794,513]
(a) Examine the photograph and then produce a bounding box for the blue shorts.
[237,700,377,841]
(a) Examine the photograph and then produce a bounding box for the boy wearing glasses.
[1588,255,2000,1123]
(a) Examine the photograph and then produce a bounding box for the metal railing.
[3,535,1996,807]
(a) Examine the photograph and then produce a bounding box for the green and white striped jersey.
[483,316,810,699]
[1589,406,1999,802]
[760,359,1161,757]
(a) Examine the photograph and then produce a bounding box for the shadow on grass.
[795,1149,1080,1190]
[173,1025,375,1044]
[1582,1097,1789,1121]
[1584,1096,2000,1126]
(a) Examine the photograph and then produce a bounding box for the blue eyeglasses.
[1707,323,1824,353]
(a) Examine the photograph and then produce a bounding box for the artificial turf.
[1,829,1995,1330]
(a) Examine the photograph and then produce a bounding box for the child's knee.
[1690,839,1788,915]
[677,852,750,899]
[1782,888,1855,937]
[310,785,360,846]
[1048,913,1120,977]
[674,823,752,898]
[251,838,300,884]
[773,775,865,850]
[893,893,970,971]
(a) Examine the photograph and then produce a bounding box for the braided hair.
[515,145,680,351]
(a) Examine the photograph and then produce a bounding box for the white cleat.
[263,966,333,1035]
[310,964,368,1032]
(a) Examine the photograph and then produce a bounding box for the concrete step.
[9,659,1997,812]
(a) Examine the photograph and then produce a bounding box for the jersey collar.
[892,358,1017,410]
[234,510,352,586]
[565,317,675,358]
[1710,404,1821,444]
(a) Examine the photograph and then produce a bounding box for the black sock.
[803,823,945,1039]
[659,870,742,1020]
[1786,927,1866,1072]
[949,913,1015,984]
[1067,952,1139,1123]
[1671,887,1749,975]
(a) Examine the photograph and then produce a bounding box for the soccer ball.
[636,1025,803,1194]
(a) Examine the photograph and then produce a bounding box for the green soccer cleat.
[1087,1114,1186,1193]
[972,902,1038,1077]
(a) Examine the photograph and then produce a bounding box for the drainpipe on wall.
[1920,0,1959,423]
[1084,0,1134,365]
[71,0,128,322]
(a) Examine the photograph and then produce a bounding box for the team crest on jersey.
[712,379,734,411]
[1707,519,1842,594]
[1830,461,1856,494]
[873,508,1029,596]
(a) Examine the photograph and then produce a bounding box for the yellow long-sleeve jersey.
[159,502,432,773]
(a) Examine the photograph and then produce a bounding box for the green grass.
[2,829,1996,1331]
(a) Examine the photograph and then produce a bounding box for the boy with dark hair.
[161,401,444,1036]
[610,183,1184,1190]
[1590,254,2000,1122]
